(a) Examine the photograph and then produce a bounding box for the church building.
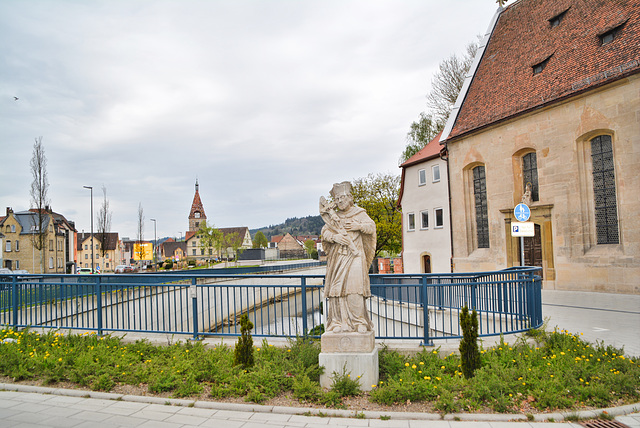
[184,180,252,261]
[439,0,639,293]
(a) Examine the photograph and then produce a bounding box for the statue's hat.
[330,181,352,198]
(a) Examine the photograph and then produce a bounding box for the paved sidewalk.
[2,386,639,428]
[1,290,638,427]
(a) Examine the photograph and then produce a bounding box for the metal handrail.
[0,266,542,344]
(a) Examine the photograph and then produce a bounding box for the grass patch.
[0,327,638,412]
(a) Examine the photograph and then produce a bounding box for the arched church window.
[591,135,619,244]
[522,152,539,202]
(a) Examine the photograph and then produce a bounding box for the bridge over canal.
[1,264,542,345]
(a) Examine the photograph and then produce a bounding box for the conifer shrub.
[459,305,481,378]
[234,314,254,368]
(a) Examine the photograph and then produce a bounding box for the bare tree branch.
[136,203,146,262]
[96,185,112,258]
[426,39,479,129]
[30,136,49,273]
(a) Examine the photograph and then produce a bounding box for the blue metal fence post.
[96,276,103,335]
[421,275,433,346]
[191,278,199,340]
[471,278,478,311]
[301,277,308,335]
[12,276,18,328]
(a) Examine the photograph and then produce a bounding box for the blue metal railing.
[0,266,542,344]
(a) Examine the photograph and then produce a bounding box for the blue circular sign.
[514,203,531,222]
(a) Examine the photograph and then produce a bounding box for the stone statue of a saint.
[521,182,533,206]
[319,181,376,334]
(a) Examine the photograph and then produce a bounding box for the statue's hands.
[333,233,351,246]
[344,220,360,231]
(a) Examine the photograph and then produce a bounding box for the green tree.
[351,173,402,258]
[399,112,440,164]
[198,220,222,261]
[252,231,268,248]
[224,232,243,260]
[303,239,315,257]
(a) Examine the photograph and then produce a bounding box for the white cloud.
[0,0,497,239]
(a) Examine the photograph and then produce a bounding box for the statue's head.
[330,181,353,211]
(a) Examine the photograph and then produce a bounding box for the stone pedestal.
[319,331,379,391]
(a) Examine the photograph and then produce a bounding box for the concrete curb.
[0,382,638,422]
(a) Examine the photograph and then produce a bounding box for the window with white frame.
[15,261,19,269]
[15,240,19,251]
[435,208,444,228]
[407,213,416,231]
[5,240,11,252]
[418,169,426,186]
[49,257,54,269]
[420,211,429,229]
[432,164,441,182]
[11,225,15,233]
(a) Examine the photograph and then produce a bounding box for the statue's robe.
[321,205,376,333]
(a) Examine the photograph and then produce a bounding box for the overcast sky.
[1,1,497,240]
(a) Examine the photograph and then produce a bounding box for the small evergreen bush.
[234,314,254,368]
[459,305,481,378]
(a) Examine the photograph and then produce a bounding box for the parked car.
[77,267,93,275]
[115,265,134,273]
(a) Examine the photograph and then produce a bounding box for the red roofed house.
[439,0,639,293]
[398,132,452,273]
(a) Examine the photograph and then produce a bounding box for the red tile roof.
[446,0,640,140]
[399,132,443,168]
[189,190,206,220]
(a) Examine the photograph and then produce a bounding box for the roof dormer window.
[599,22,626,45]
[532,55,552,75]
[549,9,568,28]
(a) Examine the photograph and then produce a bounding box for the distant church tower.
[188,179,207,232]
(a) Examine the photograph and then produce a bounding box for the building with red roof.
[398,132,452,273]
[439,0,639,293]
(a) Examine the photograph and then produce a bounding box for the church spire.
[188,179,206,232]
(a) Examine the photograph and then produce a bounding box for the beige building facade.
[441,0,639,294]
[446,77,639,293]
[77,232,121,272]
[1,208,73,274]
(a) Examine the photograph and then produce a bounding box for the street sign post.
[511,221,535,237]
[514,203,531,222]
[513,203,532,267]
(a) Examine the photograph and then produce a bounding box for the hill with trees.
[250,215,324,241]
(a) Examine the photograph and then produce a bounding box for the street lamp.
[83,186,94,273]
[150,218,157,266]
